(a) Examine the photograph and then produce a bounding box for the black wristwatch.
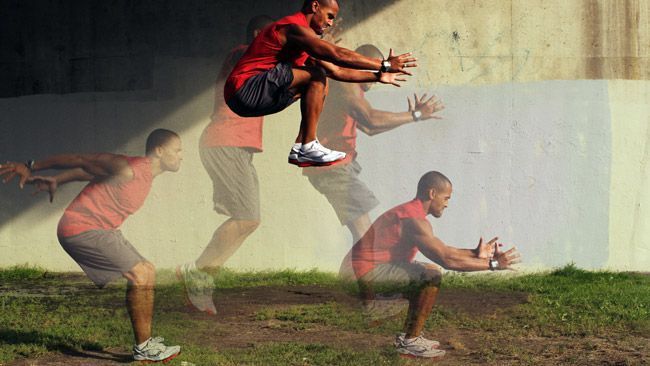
[412,110,422,121]
[25,159,35,170]
[489,258,499,271]
[380,60,391,73]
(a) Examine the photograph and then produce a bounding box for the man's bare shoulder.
[401,217,433,236]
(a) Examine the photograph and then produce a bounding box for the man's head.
[303,0,339,35]
[355,44,384,91]
[416,171,452,218]
[246,15,274,43]
[145,129,183,172]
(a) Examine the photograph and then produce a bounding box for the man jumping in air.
[351,171,521,358]
[225,0,417,167]
[0,129,183,363]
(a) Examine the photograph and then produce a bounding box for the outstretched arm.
[27,168,95,203]
[402,218,520,271]
[283,24,416,73]
[1,153,131,189]
[349,91,445,136]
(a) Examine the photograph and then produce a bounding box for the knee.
[238,219,260,235]
[126,261,156,287]
[309,66,327,85]
[422,266,442,287]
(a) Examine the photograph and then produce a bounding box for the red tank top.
[224,12,311,101]
[57,156,153,238]
[201,45,264,151]
[351,199,426,278]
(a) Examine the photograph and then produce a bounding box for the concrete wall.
[0,0,648,271]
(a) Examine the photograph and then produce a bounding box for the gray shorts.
[360,261,442,295]
[306,160,380,225]
[58,230,146,288]
[227,62,297,117]
[200,146,260,221]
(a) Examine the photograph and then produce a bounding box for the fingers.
[19,174,28,189]
[397,67,413,76]
[388,48,394,58]
[2,171,17,184]
[407,96,414,111]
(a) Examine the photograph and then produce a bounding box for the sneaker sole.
[137,350,181,364]
[293,158,345,168]
[397,350,445,359]
[175,267,216,316]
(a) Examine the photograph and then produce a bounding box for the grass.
[0,264,648,365]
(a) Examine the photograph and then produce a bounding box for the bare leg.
[403,285,439,338]
[289,67,328,144]
[195,218,260,270]
[123,261,156,345]
[339,213,373,280]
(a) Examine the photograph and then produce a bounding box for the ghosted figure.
[225,0,417,167]
[351,171,521,359]
[0,129,183,363]
[175,16,274,316]
[302,44,444,275]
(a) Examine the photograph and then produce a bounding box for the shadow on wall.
[0,0,400,228]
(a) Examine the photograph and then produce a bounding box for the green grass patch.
[0,265,48,281]
[0,264,648,364]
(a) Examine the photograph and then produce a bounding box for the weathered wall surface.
[0,0,648,271]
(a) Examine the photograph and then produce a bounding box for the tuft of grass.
[0,265,48,282]
[211,268,341,289]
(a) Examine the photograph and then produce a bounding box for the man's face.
[159,137,183,172]
[430,183,452,218]
[310,1,339,35]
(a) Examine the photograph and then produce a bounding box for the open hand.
[408,93,445,120]
[0,161,31,189]
[386,48,417,75]
[494,244,521,270]
[27,175,57,203]
[474,237,499,259]
[378,71,408,87]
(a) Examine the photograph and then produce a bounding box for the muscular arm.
[342,87,415,136]
[284,24,383,71]
[32,153,132,180]
[53,168,96,184]
[402,218,491,272]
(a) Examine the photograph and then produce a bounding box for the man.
[351,171,521,358]
[0,129,183,363]
[302,44,444,275]
[175,15,274,316]
[225,0,417,167]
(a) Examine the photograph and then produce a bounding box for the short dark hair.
[246,15,273,43]
[145,129,179,155]
[355,44,383,60]
[303,0,338,9]
[416,171,452,199]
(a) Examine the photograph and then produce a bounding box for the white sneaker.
[132,337,181,363]
[288,143,301,166]
[394,333,440,349]
[296,140,345,167]
[397,336,446,358]
[176,263,217,316]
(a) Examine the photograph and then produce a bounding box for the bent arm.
[403,218,490,272]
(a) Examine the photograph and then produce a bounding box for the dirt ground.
[5,282,649,366]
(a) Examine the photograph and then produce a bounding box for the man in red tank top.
[225,0,418,167]
[302,44,445,274]
[351,171,521,359]
[0,129,183,363]
[175,15,275,317]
